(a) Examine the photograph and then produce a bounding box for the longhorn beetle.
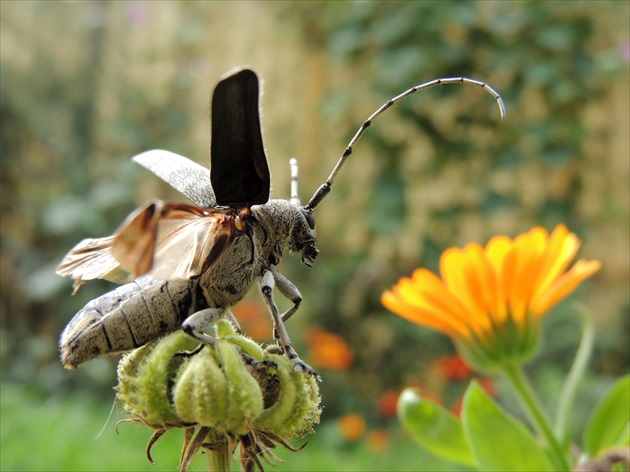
[57,67,505,375]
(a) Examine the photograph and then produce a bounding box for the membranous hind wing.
[55,235,134,292]
[211,68,270,207]
[144,203,235,281]
[56,200,237,290]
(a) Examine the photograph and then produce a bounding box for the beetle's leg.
[181,307,227,345]
[175,309,237,358]
[260,269,316,376]
[270,266,302,323]
[225,308,242,333]
[182,306,242,335]
[181,308,269,369]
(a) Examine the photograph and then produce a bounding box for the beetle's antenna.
[290,158,301,206]
[304,77,506,211]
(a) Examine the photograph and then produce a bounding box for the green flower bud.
[256,351,321,437]
[173,346,229,427]
[115,320,321,471]
[117,330,199,427]
[173,338,265,434]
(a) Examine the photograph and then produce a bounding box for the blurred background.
[1,1,628,470]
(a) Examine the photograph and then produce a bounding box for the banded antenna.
[304,77,506,211]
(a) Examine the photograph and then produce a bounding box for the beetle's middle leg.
[260,269,316,376]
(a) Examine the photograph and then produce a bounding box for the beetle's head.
[290,206,318,266]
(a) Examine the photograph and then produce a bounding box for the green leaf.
[397,388,474,467]
[584,375,630,456]
[462,381,555,471]
[618,422,630,447]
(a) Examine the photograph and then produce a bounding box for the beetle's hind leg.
[181,307,244,341]
[181,307,227,345]
[259,269,317,376]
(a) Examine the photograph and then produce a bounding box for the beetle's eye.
[300,208,315,230]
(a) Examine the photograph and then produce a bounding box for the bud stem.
[206,442,230,472]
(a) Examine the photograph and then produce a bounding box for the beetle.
[57,67,505,375]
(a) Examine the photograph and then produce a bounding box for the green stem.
[554,306,594,448]
[206,445,230,472]
[502,363,570,471]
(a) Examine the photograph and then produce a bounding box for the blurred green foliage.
[1,384,458,472]
[1,1,628,469]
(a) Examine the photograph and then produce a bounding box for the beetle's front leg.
[260,269,316,376]
[270,266,302,323]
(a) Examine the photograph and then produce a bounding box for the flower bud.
[115,320,321,470]
[116,330,199,427]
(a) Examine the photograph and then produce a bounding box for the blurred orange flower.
[232,302,271,342]
[382,225,601,371]
[432,354,473,380]
[378,391,400,417]
[451,377,497,416]
[478,376,498,398]
[367,429,391,452]
[451,376,498,417]
[450,397,464,417]
[304,327,354,370]
[338,413,366,441]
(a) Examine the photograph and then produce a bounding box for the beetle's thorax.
[250,200,295,253]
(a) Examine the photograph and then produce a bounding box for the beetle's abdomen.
[60,277,200,369]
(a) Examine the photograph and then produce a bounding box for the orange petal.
[505,228,547,323]
[462,243,501,326]
[440,246,490,339]
[398,273,470,330]
[485,235,513,319]
[381,288,468,339]
[445,244,496,337]
[530,259,601,315]
[440,247,489,332]
[410,269,471,323]
[532,225,580,302]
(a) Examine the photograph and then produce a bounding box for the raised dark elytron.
[57,67,505,375]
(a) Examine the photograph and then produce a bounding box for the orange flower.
[382,225,601,371]
[366,429,391,452]
[378,391,400,417]
[338,414,366,441]
[478,376,498,398]
[232,302,271,342]
[450,397,464,417]
[432,354,473,380]
[304,327,354,370]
